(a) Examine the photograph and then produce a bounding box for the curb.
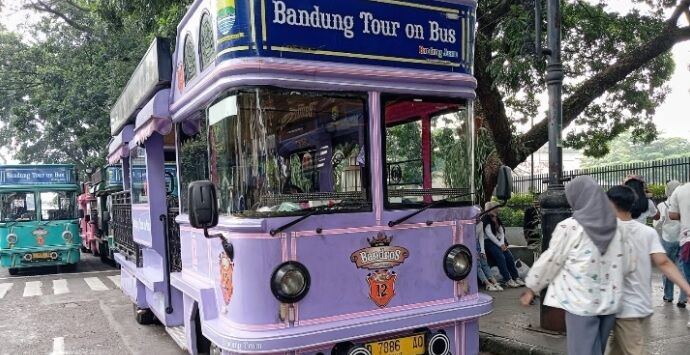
[479,332,565,355]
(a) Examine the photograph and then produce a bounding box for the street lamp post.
[538,0,571,332]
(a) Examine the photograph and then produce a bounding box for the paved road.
[0,254,184,355]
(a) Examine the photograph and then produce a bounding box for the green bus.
[0,165,81,275]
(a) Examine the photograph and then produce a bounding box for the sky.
[0,1,688,165]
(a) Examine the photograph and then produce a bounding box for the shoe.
[663,297,673,303]
[485,283,500,292]
[677,302,687,308]
[505,279,520,288]
[514,278,526,287]
[495,284,504,291]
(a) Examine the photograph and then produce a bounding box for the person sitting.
[476,228,503,292]
[481,201,525,288]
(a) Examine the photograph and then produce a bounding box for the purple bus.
[107,1,513,354]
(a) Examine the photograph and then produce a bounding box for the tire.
[8,268,18,276]
[209,343,222,355]
[133,304,157,325]
[61,263,78,273]
[99,241,110,263]
[81,245,89,253]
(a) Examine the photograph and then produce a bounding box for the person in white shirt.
[667,181,690,329]
[521,176,635,355]
[605,185,690,355]
[623,176,657,225]
[653,180,686,307]
[481,201,524,288]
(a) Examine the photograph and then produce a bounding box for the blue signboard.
[216,0,474,73]
[0,166,75,186]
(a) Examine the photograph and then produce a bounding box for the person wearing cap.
[481,201,524,288]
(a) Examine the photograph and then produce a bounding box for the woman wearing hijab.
[624,176,657,225]
[481,201,524,288]
[653,180,686,307]
[520,176,635,355]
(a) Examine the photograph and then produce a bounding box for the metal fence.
[514,157,690,193]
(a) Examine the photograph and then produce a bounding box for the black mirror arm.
[388,192,475,228]
[203,228,234,260]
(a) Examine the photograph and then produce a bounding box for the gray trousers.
[565,312,617,355]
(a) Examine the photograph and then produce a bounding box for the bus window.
[131,147,148,204]
[0,192,36,221]
[178,119,209,214]
[40,191,76,221]
[208,88,370,217]
[383,96,472,207]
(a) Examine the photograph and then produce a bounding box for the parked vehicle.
[0,165,81,275]
[105,1,504,354]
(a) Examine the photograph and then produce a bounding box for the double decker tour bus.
[0,165,81,275]
[108,1,512,354]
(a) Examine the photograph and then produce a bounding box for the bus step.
[165,326,188,351]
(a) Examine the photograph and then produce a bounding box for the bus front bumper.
[0,245,80,268]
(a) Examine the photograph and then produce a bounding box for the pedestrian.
[605,185,690,355]
[667,181,690,328]
[476,231,503,292]
[623,176,657,225]
[520,176,635,355]
[652,180,685,307]
[481,201,524,288]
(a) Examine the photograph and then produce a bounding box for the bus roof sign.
[110,38,172,136]
[0,166,75,186]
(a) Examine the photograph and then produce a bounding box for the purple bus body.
[110,1,487,354]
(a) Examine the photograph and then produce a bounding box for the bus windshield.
[40,191,77,221]
[0,192,37,222]
[383,96,472,207]
[208,88,370,217]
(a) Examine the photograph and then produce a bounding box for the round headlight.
[62,231,73,243]
[270,261,310,303]
[443,244,472,281]
[6,234,17,244]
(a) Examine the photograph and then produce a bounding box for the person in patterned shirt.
[520,176,636,355]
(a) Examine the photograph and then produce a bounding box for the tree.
[476,0,690,171]
[580,132,690,167]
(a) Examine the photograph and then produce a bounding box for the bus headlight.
[270,261,310,303]
[62,231,73,243]
[6,234,17,244]
[443,244,472,281]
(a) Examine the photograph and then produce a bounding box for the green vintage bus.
[0,165,81,275]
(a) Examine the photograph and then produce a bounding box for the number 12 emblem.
[351,233,409,308]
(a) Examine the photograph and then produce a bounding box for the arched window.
[199,13,215,71]
[183,35,197,83]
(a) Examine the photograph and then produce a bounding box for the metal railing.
[112,191,142,267]
[514,157,690,193]
[166,196,182,272]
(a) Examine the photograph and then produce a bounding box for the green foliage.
[580,132,690,168]
[647,184,666,200]
[498,207,525,227]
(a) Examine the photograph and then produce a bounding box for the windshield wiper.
[388,192,475,227]
[269,199,368,236]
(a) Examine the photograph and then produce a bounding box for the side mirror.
[495,166,513,201]
[188,180,219,230]
[84,214,91,223]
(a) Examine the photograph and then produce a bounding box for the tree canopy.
[580,131,690,167]
[0,0,689,181]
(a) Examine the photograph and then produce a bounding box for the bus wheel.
[8,268,18,276]
[209,343,222,355]
[99,242,110,263]
[81,246,89,253]
[133,305,156,325]
[62,263,78,273]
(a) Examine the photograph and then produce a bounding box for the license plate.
[365,333,425,355]
[31,252,50,260]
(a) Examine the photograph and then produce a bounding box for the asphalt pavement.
[0,254,184,355]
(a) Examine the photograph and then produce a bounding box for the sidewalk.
[478,271,690,355]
